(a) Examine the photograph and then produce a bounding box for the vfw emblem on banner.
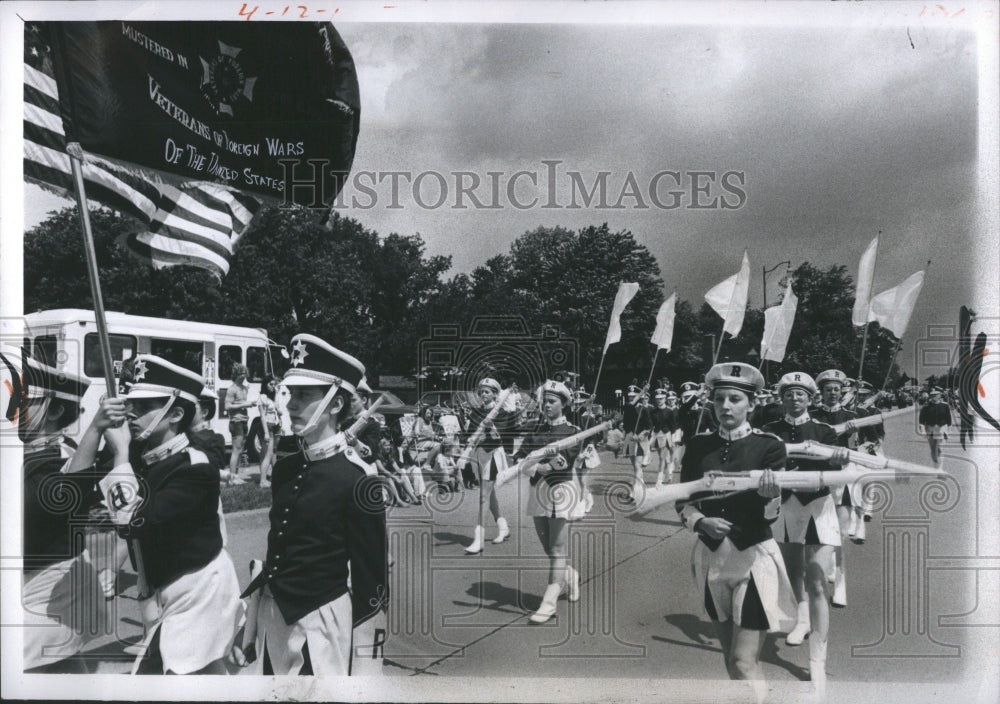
[200,41,258,118]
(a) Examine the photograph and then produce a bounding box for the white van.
[23,309,287,454]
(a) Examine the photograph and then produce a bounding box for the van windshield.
[84,333,137,378]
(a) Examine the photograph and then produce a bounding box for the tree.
[24,206,221,318]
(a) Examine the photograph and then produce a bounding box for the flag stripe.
[24,50,259,279]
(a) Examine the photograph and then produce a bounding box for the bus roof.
[24,309,270,340]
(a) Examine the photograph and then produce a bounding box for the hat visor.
[125,388,173,400]
[282,375,345,388]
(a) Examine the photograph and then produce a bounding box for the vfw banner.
[48,21,360,207]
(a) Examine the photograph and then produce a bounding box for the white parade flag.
[650,293,677,351]
[852,235,879,326]
[761,280,798,362]
[867,270,925,338]
[704,250,750,337]
[603,282,641,352]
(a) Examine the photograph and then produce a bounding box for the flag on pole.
[650,293,677,352]
[867,270,925,338]
[852,235,879,326]
[704,250,750,337]
[46,21,359,208]
[761,279,798,362]
[603,282,640,352]
[24,25,260,279]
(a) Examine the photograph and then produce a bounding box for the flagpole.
[68,143,152,600]
[694,326,728,434]
[856,231,881,384]
[68,144,116,395]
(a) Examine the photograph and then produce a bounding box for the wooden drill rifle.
[637,460,944,515]
[495,421,612,488]
[456,387,515,470]
[829,405,912,436]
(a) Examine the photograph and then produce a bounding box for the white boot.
[847,511,857,538]
[809,637,828,697]
[832,567,847,607]
[655,472,665,488]
[584,491,594,514]
[530,583,562,623]
[854,513,866,543]
[493,517,510,543]
[786,600,811,646]
[566,566,580,602]
[465,525,484,554]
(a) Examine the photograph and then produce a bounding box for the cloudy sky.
[23,9,987,373]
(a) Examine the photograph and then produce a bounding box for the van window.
[246,346,266,382]
[269,344,289,378]
[218,346,242,381]
[30,334,60,366]
[84,333,137,378]
[150,338,203,375]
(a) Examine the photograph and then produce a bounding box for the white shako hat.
[21,354,91,404]
[123,355,203,403]
[477,377,502,394]
[705,362,765,396]
[815,369,848,389]
[777,371,818,397]
[539,379,572,403]
[283,333,364,393]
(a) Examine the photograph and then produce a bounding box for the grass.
[220,482,272,513]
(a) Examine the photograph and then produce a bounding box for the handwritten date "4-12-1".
[238,4,342,21]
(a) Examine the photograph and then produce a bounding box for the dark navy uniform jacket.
[810,406,855,448]
[649,407,678,433]
[919,401,953,427]
[261,445,388,627]
[623,403,652,434]
[23,439,101,573]
[678,427,786,551]
[515,418,581,489]
[465,405,519,455]
[763,417,839,505]
[187,427,227,470]
[118,444,224,591]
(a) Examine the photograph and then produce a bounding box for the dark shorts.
[229,419,248,439]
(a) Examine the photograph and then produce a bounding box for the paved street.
[81,414,994,698]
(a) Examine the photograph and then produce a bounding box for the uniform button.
[277,531,284,538]
[282,519,288,525]
[283,508,290,515]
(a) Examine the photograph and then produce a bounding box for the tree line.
[23,205,903,398]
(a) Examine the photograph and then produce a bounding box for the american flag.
[23,23,260,279]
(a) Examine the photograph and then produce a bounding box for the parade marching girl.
[763,372,846,690]
[463,377,517,554]
[812,369,859,600]
[515,380,583,623]
[68,355,244,674]
[239,334,388,675]
[623,385,652,502]
[649,388,679,486]
[15,353,107,672]
[675,363,794,692]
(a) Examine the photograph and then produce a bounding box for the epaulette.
[752,428,784,442]
[186,447,210,466]
[343,445,377,476]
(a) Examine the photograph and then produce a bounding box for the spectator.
[257,375,282,488]
[225,364,252,481]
